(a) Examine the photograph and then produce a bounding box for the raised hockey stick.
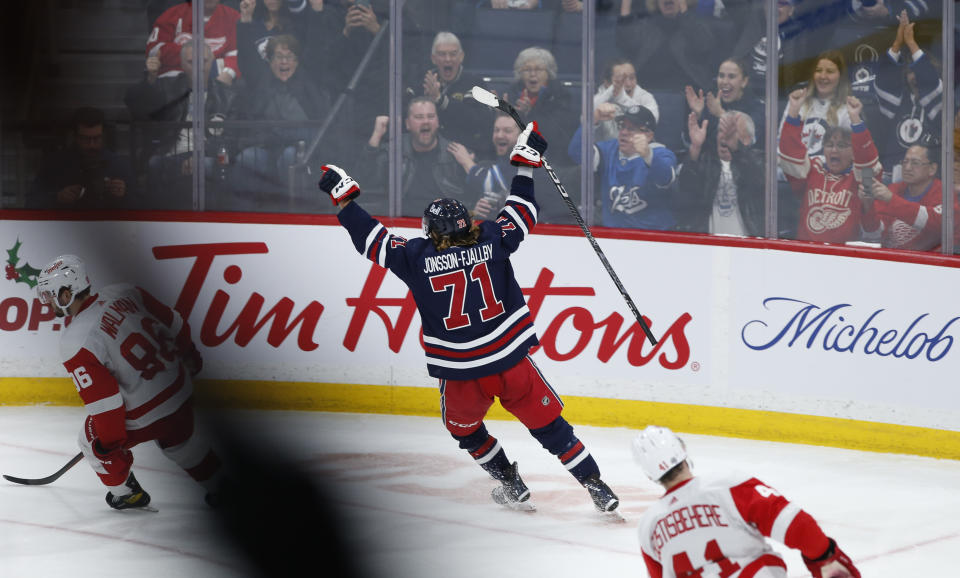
[470,86,658,345]
[3,451,83,486]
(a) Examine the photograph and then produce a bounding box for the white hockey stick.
[471,86,658,345]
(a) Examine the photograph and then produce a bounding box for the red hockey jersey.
[146,2,240,79]
[778,116,881,244]
[637,476,834,578]
[870,179,943,251]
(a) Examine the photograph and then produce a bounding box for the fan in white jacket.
[593,59,659,142]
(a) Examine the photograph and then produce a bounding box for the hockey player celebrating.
[319,122,620,513]
[36,255,221,510]
[632,425,861,578]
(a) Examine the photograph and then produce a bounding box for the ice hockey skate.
[105,472,156,512]
[583,474,621,519]
[491,462,535,511]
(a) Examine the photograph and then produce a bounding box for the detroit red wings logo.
[807,206,851,233]
[888,219,921,247]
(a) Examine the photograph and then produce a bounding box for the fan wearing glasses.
[862,141,945,251]
[779,90,882,244]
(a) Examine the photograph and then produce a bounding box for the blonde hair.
[429,223,481,251]
[802,50,850,127]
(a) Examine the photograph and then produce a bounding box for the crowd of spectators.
[26,0,954,252]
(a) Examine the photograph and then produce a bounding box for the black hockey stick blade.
[4,451,84,486]
[469,86,658,345]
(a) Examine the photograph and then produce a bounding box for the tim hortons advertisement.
[0,220,706,396]
[2,219,959,431]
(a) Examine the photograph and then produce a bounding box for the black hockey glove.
[318,164,360,206]
[510,121,548,168]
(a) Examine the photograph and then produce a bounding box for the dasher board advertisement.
[1,217,958,437]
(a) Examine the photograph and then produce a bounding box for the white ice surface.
[1,406,958,577]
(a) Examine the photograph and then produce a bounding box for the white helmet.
[36,255,91,314]
[632,425,688,482]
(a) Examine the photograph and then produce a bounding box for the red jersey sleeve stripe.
[125,365,185,420]
[367,228,388,264]
[509,200,536,229]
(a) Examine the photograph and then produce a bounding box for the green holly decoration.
[5,239,41,289]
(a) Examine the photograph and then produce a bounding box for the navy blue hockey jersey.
[337,174,540,380]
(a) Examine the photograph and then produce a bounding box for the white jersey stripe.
[85,392,124,416]
[377,233,388,266]
[564,450,590,471]
[475,440,503,465]
[125,383,193,430]
[770,502,802,543]
[505,194,538,223]
[423,306,530,349]
[504,205,529,236]
[913,206,929,230]
[364,223,386,258]
[426,327,536,369]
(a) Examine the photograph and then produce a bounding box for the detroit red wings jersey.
[873,179,944,251]
[637,476,833,578]
[59,284,195,449]
[779,116,881,243]
[146,3,239,78]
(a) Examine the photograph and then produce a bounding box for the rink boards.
[1,214,958,459]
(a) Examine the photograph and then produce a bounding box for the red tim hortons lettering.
[344,264,418,353]
[527,269,692,369]
[153,242,270,319]
[153,243,323,351]
[342,265,692,369]
[200,265,323,350]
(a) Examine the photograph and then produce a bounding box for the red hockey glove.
[318,164,360,206]
[803,538,861,578]
[510,121,548,168]
[93,439,134,478]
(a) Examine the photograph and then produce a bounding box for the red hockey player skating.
[633,425,861,578]
[36,255,222,510]
[319,121,620,514]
